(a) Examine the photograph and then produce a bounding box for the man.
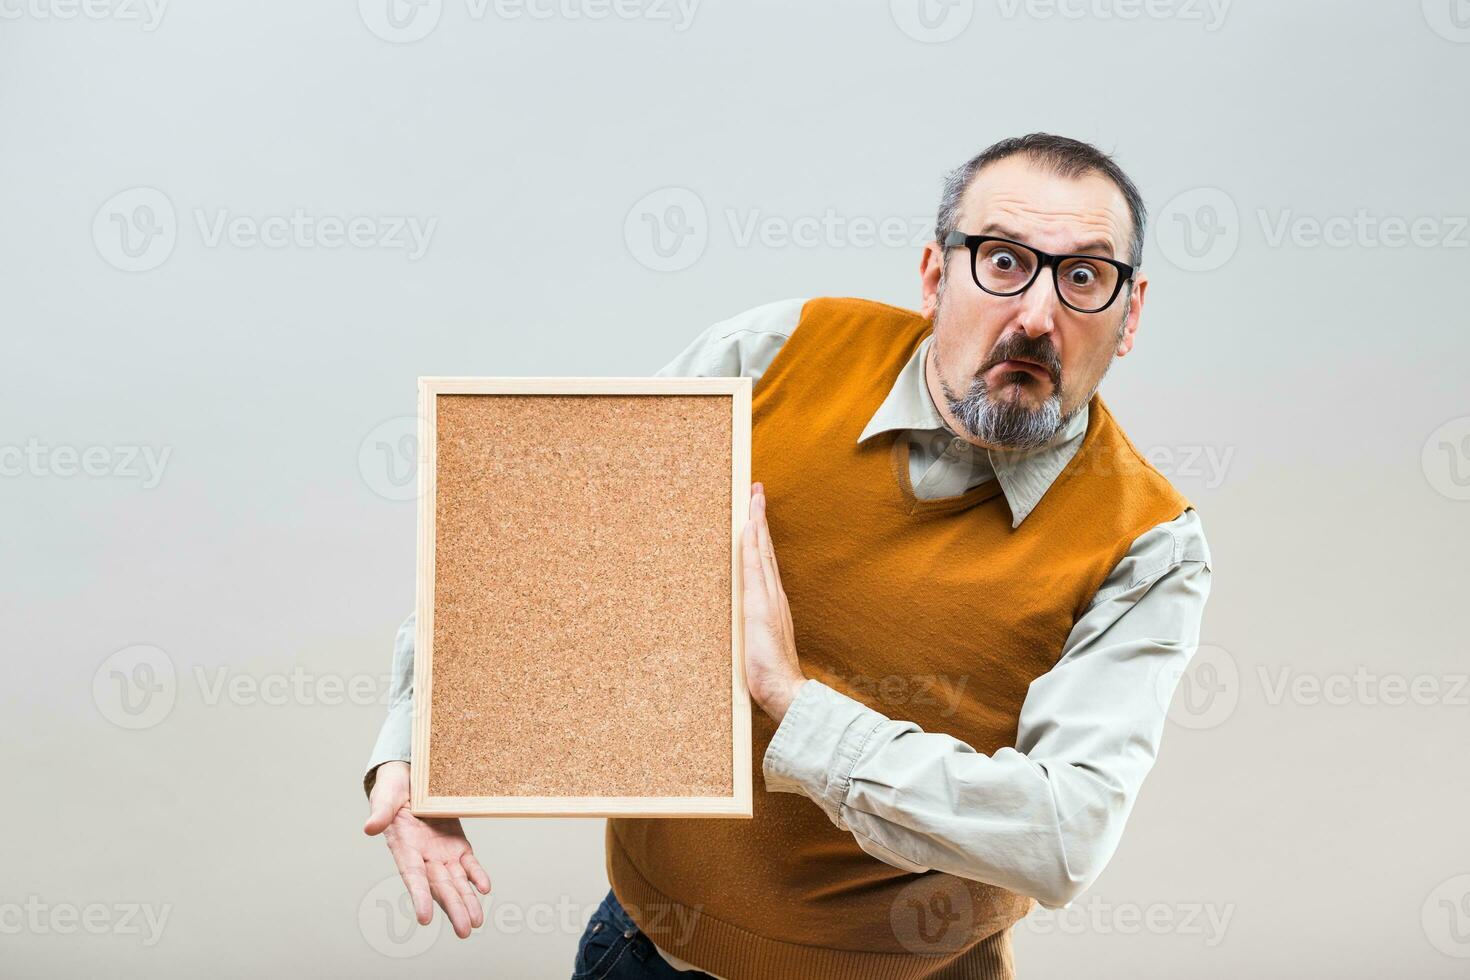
[362,133,1213,979]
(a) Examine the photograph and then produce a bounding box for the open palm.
[363,760,491,939]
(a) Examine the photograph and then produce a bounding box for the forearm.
[764,540,1212,909]
[763,680,1123,909]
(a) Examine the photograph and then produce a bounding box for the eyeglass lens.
[973,239,1119,312]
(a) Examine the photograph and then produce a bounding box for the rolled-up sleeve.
[761,509,1213,909]
[363,610,417,797]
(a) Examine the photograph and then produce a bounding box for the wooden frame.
[411,377,753,818]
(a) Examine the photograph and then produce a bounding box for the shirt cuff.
[362,697,414,798]
[761,679,888,827]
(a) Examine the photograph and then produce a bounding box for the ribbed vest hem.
[607,827,1017,980]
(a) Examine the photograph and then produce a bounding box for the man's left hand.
[741,481,807,723]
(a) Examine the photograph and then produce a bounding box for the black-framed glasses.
[942,231,1136,314]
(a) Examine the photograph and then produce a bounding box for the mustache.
[980,338,1061,385]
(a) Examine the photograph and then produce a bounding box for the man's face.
[918,155,1147,451]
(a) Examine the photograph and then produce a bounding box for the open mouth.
[990,359,1052,382]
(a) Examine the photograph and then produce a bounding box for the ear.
[919,239,946,319]
[1115,271,1147,357]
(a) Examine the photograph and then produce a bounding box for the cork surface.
[427,393,734,799]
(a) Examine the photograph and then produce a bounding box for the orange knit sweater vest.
[606,297,1192,980]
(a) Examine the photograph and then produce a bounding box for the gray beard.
[943,370,1072,451]
[932,281,1127,451]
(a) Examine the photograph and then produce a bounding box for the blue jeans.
[571,889,715,979]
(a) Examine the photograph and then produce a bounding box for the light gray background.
[3,1,1468,977]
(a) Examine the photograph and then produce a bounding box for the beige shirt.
[363,298,1213,978]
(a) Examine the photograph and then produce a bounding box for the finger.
[741,514,768,605]
[753,490,798,655]
[460,851,492,894]
[449,863,484,929]
[753,492,782,608]
[387,842,434,925]
[755,488,785,593]
[363,784,405,837]
[427,860,474,939]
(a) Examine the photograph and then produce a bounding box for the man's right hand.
[363,761,491,939]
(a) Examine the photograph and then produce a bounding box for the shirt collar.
[856,331,1090,528]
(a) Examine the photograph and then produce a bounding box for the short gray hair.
[934,133,1147,268]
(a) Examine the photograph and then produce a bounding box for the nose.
[1014,265,1059,338]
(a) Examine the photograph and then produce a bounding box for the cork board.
[410,377,753,818]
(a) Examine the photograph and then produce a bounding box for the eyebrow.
[976,222,1116,258]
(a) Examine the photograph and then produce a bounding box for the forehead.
[959,154,1132,257]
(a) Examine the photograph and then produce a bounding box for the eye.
[988,249,1019,271]
[1065,264,1098,286]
